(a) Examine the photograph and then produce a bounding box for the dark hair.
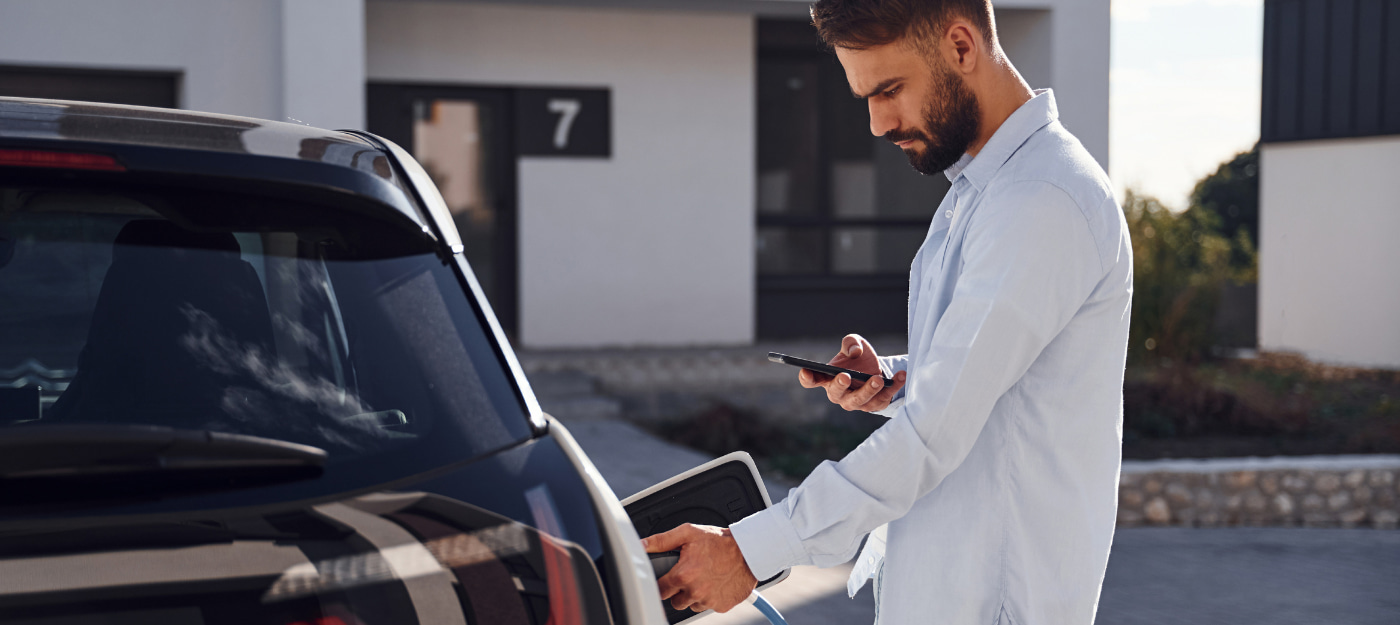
[811,0,996,51]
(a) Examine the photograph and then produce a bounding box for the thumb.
[840,334,864,359]
[641,525,691,553]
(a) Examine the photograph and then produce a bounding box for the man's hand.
[642,524,757,613]
[798,334,907,412]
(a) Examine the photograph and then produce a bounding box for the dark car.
[0,97,788,625]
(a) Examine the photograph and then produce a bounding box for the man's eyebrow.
[853,78,902,99]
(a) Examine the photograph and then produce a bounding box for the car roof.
[0,97,374,161]
[0,97,431,234]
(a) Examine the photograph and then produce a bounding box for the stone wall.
[1118,456,1400,529]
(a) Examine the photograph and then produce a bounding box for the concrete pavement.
[1098,527,1400,625]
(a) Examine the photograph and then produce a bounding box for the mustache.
[883,128,929,146]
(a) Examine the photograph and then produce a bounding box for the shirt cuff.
[729,503,808,581]
[872,395,906,418]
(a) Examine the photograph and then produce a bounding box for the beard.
[884,60,982,175]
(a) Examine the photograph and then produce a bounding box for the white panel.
[367,2,755,348]
[0,0,283,119]
[995,8,1053,92]
[1047,0,1110,170]
[1260,138,1400,369]
[282,0,366,129]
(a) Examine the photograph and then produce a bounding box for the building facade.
[0,0,1109,349]
[1259,0,1400,368]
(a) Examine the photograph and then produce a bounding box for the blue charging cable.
[745,590,788,625]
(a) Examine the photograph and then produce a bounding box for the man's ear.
[943,19,980,74]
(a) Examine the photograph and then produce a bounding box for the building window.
[756,20,948,339]
[0,65,178,109]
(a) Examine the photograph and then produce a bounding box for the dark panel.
[0,66,177,108]
[1355,0,1386,135]
[1300,0,1330,139]
[1261,0,1281,140]
[1326,0,1356,136]
[757,18,826,52]
[515,87,610,157]
[757,283,907,339]
[757,59,822,215]
[1386,0,1400,133]
[1272,0,1305,141]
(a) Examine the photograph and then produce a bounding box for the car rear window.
[0,184,533,509]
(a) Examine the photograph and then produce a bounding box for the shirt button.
[945,210,952,218]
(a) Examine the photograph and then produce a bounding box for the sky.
[1109,0,1264,208]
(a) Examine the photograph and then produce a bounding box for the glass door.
[368,85,518,336]
[755,20,950,339]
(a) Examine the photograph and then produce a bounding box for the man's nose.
[868,101,898,138]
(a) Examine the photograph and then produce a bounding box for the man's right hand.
[798,334,907,412]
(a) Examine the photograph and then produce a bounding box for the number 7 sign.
[516,88,610,157]
[547,98,581,150]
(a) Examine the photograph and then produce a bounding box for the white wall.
[282,0,367,129]
[367,2,755,349]
[1260,137,1400,369]
[991,0,1110,170]
[0,0,364,128]
[995,8,1052,94]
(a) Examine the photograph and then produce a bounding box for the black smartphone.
[767,352,894,386]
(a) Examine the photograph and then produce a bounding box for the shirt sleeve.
[730,181,1104,579]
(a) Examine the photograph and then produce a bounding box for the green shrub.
[1124,190,1255,363]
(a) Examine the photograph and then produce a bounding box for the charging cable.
[744,590,788,625]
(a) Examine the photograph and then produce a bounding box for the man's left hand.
[642,524,757,613]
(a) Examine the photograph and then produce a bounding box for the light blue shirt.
[731,90,1132,624]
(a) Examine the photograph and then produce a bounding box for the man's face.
[836,38,981,175]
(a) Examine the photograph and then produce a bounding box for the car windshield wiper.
[0,425,326,506]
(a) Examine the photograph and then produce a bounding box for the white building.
[0,0,1109,350]
[1257,0,1400,369]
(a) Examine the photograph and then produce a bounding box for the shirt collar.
[944,89,1058,190]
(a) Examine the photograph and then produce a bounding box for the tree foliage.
[1124,190,1256,364]
[1189,142,1259,268]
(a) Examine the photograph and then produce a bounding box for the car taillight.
[539,534,584,625]
[0,148,125,171]
[528,485,585,625]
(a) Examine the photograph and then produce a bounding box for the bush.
[1190,143,1259,258]
[1123,190,1256,363]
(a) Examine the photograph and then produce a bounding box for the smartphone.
[767,352,893,386]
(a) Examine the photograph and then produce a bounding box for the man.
[642,0,1132,622]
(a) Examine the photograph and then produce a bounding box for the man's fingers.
[863,371,907,409]
[667,588,693,611]
[641,524,693,553]
[798,368,832,389]
[839,374,883,410]
[825,372,852,404]
[873,369,907,400]
[656,571,681,600]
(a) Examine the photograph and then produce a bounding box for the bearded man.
[643,1,1133,623]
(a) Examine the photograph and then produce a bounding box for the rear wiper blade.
[0,425,326,505]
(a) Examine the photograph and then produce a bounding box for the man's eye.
[884,87,900,98]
